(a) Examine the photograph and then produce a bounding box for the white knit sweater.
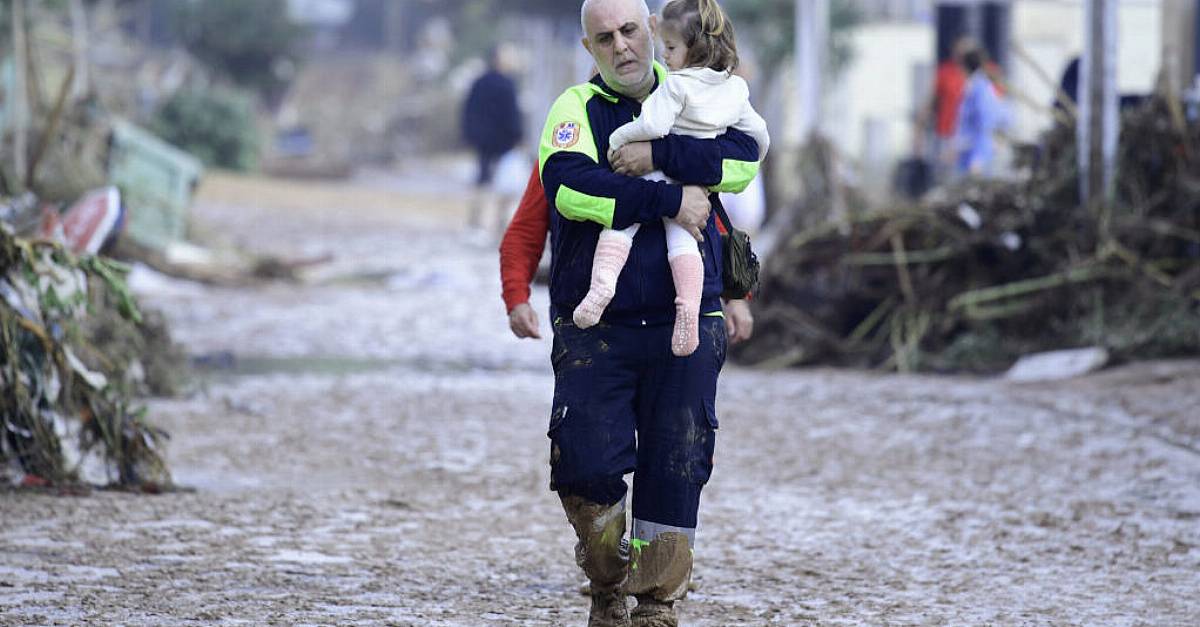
[608,66,770,161]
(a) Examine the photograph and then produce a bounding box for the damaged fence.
[738,97,1200,373]
[1,222,172,489]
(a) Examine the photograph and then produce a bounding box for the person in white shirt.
[572,0,770,357]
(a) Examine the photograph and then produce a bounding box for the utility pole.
[11,0,29,186]
[1078,0,1117,207]
[794,0,829,142]
[70,0,90,99]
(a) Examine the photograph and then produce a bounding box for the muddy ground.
[2,167,1198,625]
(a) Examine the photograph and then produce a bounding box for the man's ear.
[581,37,592,56]
[649,14,658,38]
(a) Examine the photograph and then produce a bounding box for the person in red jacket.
[500,166,550,339]
[499,165,754,343]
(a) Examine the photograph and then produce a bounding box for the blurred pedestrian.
[1055,53,1086,112]
[461,43,523,236]
[956,48,1008,176]
[919,35,975,179]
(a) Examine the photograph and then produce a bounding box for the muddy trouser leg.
[548,318,642,624]
[560,495,630,592]
[627,316,727,620]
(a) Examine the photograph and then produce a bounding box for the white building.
[821,0,1168,180]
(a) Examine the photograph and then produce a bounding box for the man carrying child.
[536,0,765,624]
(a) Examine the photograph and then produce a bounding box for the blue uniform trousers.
[548,314,726,540]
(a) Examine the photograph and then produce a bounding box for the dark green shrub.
[151,87,258,171]
[169,0,306,98]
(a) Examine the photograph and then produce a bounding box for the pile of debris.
[738,97,1200,372]
[1,214,176,491]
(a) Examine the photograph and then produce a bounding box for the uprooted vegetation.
[1,224,179,489]
[739,97,1200,372]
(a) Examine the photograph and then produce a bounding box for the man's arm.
[607,77,685,157]
[539,88,684,231]
[508,303,541,339]
[542,153,684,230]
[499,166,550,315]
[724,298,754,344]
[610,127,762,194]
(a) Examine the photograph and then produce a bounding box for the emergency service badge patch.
[552,121,581,149]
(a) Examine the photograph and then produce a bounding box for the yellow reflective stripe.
[539,85,608,172]
[538,67,667,175]
[710,159,760,194]
[555,185,615,227]
[703,311,725,318]
[652,61,668,83]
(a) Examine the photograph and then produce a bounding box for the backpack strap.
[713,199,734,234]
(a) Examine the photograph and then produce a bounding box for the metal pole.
[1100,0,1118,205]
[70,0,90,99]
[794,0,829,142]
[1192,0,1200,88]
[1078,0,1117,207]
[12,0,29,186]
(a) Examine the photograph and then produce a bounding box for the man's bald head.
[581,0,650,35]
[580,0,658,100]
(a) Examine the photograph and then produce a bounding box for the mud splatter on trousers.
[548,314,727,605]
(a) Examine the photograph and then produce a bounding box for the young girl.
[571,0,770,357]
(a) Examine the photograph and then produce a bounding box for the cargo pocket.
[547,403,571,490]
[700,315,728,370]
[547,404,570,438]
[713,316,728,368]
[688,401,718,486]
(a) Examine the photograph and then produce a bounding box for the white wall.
[1008,0,1162,142]
[823,22,934,170]
[822,0,1165,176]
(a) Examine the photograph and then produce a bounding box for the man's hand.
[724,299,754,344]
[675,186,711,241]
[508,303,541,339]
[609,142,655,177]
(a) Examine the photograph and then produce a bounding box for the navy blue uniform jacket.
[538,66,762,328]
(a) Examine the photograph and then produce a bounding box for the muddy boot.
[589,586,632,626]
[560,496,631,626]
[625,532,692,627]
[630,596,677,627]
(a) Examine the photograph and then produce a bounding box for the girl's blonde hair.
[661,0,738,73]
